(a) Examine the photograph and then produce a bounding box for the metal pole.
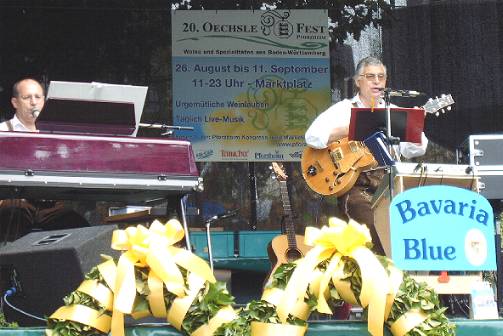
[494,211,503,315]
[205,218,215,271]
[383,90,395,200]
[180,195,191,250]
[249,162,258,230]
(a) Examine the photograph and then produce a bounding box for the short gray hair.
[352,56,387,84]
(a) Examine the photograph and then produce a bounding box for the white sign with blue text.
[172,10,330,162]
[390,185,496,271]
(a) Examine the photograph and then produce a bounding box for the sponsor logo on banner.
[255,151,284,160]
[221,149,249,159]
[289,151,302,159]
[390,185,496,271]
[196,150,214,160]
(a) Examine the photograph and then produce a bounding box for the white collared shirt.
[0,115,37,132]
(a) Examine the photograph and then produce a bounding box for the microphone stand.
[382,88,425,200]
[382,89,397,201]
[138,123,194,136]
[204,210,239,271]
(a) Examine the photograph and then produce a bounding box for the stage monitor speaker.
[0,225,119,326]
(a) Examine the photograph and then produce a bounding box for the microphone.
[216,209,239,220]
[381,88,425,98]
[31,109,40,118]
[208,209,240,222]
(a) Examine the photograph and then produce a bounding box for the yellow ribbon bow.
[110,219,216,336]
[277,217,391,336]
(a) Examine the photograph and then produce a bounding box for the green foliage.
[213,300,273,336]
[84,266,104,282]
[170,0,393,44]
[0,312,18,328]
[388,273,455,336]
[214,262,311,336]
[47,319,106,336]
[214,299,307,336]
[342,257,363,305]
[182,281,235,334]
[267,262,297,289]
[63,292,106,314]
[270,261,323,313]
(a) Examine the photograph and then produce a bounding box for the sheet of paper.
[470,280,499,319]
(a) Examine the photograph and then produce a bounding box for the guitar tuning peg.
[447,106,452,111]
[435,111,440,117]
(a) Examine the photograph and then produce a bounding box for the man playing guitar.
[304,56,428,255]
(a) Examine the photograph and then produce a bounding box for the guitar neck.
[278,180,297,249]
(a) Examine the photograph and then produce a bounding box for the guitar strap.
[6,120,14,131]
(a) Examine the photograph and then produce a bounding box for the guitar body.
[267,234,311,278]
[301,137,376,196]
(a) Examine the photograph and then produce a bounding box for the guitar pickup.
[331,148,343,161]
[307,161,320,175]
[307,165,317,176]
[349,141,359,152]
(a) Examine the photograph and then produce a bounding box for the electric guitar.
[301,94,455,196]
[267,162,311,277]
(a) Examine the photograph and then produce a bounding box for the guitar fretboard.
[278,180,297,250]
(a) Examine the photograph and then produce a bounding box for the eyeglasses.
[360,73,387,81]
[18,94,45,101]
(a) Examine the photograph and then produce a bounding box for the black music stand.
[348,106,425,200]
[348,107,424,144]
[36,98,136,136]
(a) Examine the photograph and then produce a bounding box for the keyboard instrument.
[0,131,202,203]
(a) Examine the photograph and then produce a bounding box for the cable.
[2,287,47,322]
[466,166,476,191]
[454,295,470,318]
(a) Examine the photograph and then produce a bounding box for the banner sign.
[171,9,330,162]
[390,185,496,271]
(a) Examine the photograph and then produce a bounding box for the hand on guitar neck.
[266,162,311,282]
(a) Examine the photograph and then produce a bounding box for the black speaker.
[0,225,119,326]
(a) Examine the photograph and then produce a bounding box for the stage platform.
[1,319,502,336]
